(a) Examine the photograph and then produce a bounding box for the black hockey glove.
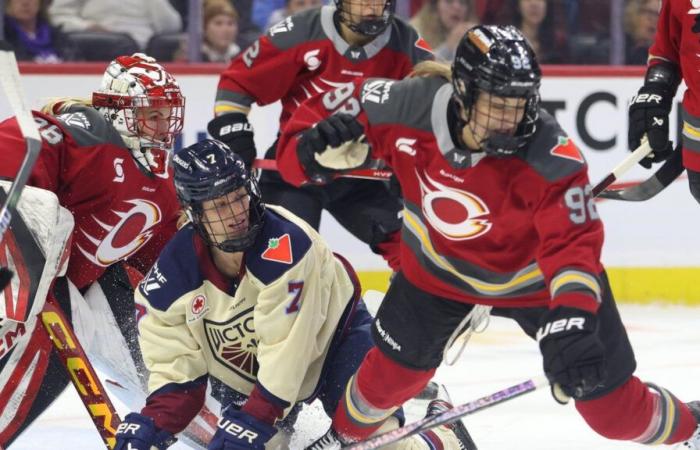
[207,112,256,169]
[628,61,681,168]
[208,407,276,450]
[114,412,176,450]
[537,306,607,403]
[296,113,365,184]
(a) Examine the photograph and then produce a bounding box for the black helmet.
[452,25,542,156]
[173,139,265,252]
[334,0,395,37]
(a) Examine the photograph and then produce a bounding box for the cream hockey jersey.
[134,205,360,432]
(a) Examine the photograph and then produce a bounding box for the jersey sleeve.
[134,282,208,433]
[214,34,304,114]
[275,78,385,186]
[532,169,605,313]
[648,0,680,65]
[0,113,64,192]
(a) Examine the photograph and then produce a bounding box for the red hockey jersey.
[649,0,700,170]
[0,106,180,289]
[278,76,605,312]
[214,5,433,130]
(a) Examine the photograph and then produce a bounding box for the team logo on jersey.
[418,171,492,240]
[396,138,417,156]
[261,234,293,264]
[361,80,394,104]
[269,16,293,36]
[303,49,322,71]
[140,262,166,295]
[691,0,700,14]
[77,199,162,267]
[205,307,258,382]
[550,136,584,164]
[57,112,90,129]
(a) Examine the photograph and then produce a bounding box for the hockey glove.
[296,113,365,184]
[537,306,607,403]
[628,61,681,168]
[114,412,177,450]
[208,407,277,450]
[207,112,256,169]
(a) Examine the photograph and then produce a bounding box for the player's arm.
[115,285,209,450]
[532,166,607,402]
[276,79,386,186]
[208,27,306,168]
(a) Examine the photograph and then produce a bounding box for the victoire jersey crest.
[418,170,492,240]
[205,306,259,382]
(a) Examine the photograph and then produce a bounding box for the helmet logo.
[418,171,491,241]
[467,29,493,54]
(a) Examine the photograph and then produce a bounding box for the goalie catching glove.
[296,113,369,184]
[537,306,607,403]
[628,61,681,168]
[207,112,257,169]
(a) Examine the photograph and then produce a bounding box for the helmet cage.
[451,26,541,156]
[335,0,395,37]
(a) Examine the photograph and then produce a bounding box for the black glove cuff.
[645,61,681,95]
[207,112,254,141]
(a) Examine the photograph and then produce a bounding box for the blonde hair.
[40,97,93,116]
[409,60,452,81]
[410,0,475,49]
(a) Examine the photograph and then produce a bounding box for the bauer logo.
[205,307,259,382]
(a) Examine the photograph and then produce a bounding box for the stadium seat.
[145,33,184,62]
[64,32,139,62]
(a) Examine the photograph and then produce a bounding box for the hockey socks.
[575,376,697,445]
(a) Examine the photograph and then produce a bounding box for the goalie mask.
[334,0,395,37]
[451,25,541,156]
[173,139,265,253]
[93,53,185,176]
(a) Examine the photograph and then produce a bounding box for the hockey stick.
[41,290,122,449]
[597,144,685,201]
[591,140,652,197]
[0,43,42,291]
[252,159,392,180]
[342,376,549,450]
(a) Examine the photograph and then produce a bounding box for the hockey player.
[276,25,700,447]
[113,139,474,450]
[207,0,434,271]
[628,0,700,205]
[0,53,185,447]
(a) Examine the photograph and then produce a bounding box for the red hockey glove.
[628,61,680,168]
[537,306,607,403]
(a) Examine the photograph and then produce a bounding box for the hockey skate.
[426,397,478,450]
[682,401,700,449]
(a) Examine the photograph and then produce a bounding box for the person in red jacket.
[277,25,700,448]
[207,0,434,271]
[628,0,700,205]
[0,53,185,447]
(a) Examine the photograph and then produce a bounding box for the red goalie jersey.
[278,76,606,312]
[0,107,180,289]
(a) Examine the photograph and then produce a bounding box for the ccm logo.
[536,317,586,341]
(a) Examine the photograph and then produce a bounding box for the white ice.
[9,303,699,450]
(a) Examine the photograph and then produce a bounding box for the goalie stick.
[0,43,42,291]
[340,376,549,450]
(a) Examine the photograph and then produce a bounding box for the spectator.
[202,0,241,62]
[512,0,567,63]
[623,0,660,65]
[48,0,182,50]
[410,0,477,61]
[264,0,323,31]
[251,0,284,30]
[4,0,76,62]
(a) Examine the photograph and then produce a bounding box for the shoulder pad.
[361,76,447,132]
[55,105,125,148]
[245,209,312,285]
[386,17,434,64]
[138,226,204,311]
[519,109,587,182]
[266,7,324,51]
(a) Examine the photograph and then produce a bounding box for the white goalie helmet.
[93,53,185,176]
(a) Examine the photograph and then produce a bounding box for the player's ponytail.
[409,61,451,81]
[40,97,93,116]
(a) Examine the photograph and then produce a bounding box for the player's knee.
[688,169,700,205]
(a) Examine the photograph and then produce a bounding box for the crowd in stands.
[1,0,659,65]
